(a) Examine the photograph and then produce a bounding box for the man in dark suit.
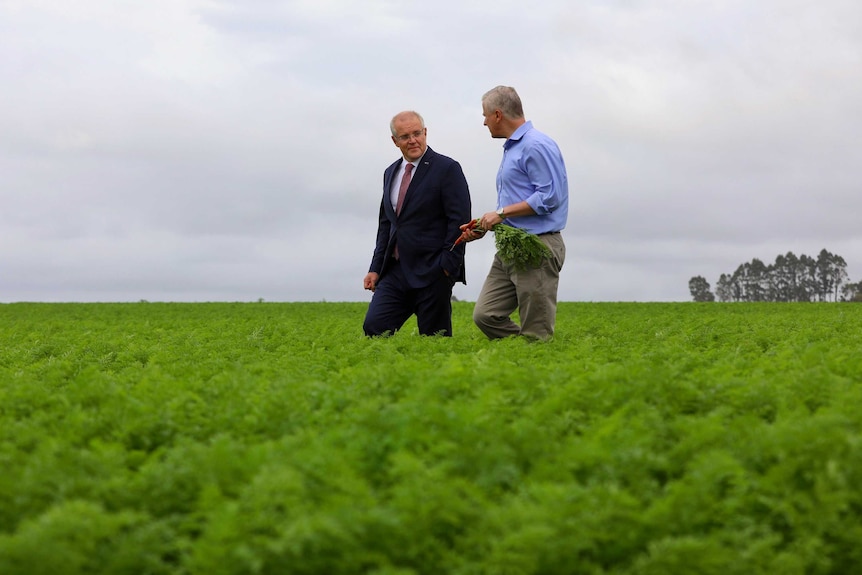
[363,110,472,337]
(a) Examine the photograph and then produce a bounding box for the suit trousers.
[363,260,455,337]
[473,232,565,340]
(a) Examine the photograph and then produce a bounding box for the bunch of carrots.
[450,218,552,270]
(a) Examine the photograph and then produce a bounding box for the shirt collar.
[402,149,428,167]
[503,120,532,149]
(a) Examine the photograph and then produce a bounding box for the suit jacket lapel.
[397,148,434,216]
[383,159,401,219]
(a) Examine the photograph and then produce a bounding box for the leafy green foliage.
[1,302,862,573]
[492,224,553,270]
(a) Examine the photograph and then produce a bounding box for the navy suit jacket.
[369,147,471,288]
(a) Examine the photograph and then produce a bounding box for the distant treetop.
[690,249,859,302]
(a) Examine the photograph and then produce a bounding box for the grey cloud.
[2,0,861,303]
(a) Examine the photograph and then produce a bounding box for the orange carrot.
[450,218,482,251]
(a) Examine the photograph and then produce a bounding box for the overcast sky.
[2,0,860,303]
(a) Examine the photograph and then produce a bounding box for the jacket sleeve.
[438,160,471,283]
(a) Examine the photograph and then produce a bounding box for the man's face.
[483,106,504,138]
[391,115,427,161]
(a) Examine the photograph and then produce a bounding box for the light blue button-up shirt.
[497,121,569,235]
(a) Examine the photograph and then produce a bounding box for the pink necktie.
[393,163,414,259]
[395,163,414,215]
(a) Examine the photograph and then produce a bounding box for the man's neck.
[501,118,526,139]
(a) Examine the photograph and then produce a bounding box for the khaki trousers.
[473,232,566,340]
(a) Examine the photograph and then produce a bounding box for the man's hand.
[479,211,505,233]
[363,272,379,292]
[458,221,487,243]
[458,220,485,243]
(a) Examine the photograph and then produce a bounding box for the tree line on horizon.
[689,249,862,303]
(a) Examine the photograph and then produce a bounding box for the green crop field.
[2,302,861,574]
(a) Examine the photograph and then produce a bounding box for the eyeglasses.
[394,130,425,143]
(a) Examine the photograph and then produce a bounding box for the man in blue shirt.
[465,86,569,340]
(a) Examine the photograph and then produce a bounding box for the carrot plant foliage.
[492,224,553,270]
[2,302,862,574]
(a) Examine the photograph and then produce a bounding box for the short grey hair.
[390,110,425,136]
[481,86,524,120]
